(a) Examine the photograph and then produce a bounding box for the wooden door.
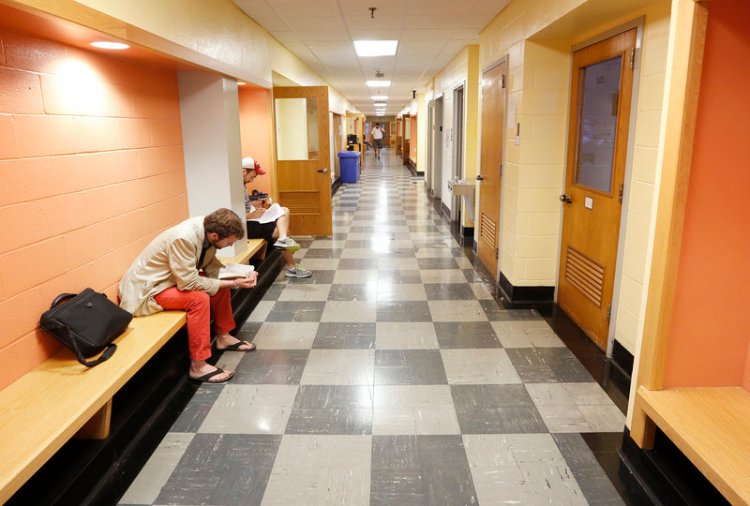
[333,113,343,179]
[558,29,637,349]
[272,86,332,236]
[477,60,507,276]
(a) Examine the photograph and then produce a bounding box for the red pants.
[153,287,235,361]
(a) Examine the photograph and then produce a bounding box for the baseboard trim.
[331,177,342,196]
[611,339,634,377]
[497,272,555,304]
[619,428,728,505]
[440,202,450,221]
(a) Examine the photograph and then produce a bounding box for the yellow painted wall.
[464,46,480,228]
[474,0,671,360]
[416,91,428,169]
[612,2,671,356]
[431,45,480,227]
[9,0,358,114]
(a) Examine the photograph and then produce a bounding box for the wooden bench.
[0,239,266,503]
[216,238,266,266]
[636,386,750,505]
[0,311,186,503]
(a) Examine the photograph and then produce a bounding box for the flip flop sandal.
[217,340,257,352]
[190,367,234,383]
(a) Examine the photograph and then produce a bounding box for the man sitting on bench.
[242,157,312,278]
[119,208,258,384]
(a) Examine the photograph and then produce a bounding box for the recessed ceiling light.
[238,81,247,86]
[367,80,391,87]
[90,41,130,50]
[354,40,398,57]
[371,96,388,100]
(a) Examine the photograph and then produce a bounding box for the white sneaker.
[273,237,300,252]
[285,264,312,278]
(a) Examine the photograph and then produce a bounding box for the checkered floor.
[120,149,626,505]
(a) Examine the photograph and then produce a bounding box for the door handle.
[476,175,484,181]
[560,194,572,204]
[318,168,329,174]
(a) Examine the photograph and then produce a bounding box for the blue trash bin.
[338,151,360,183]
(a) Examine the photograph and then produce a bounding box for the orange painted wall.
[663,0,750,388]
[238,87,273,199]
[0,28,188,389]
[409,116,417,163]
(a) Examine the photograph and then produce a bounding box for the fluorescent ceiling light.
[371,96,388,100]
[367,80,391,87]
[354,40,398,57]
[90,41,130,50]
[374,103,387,108]
[376,112,386,116]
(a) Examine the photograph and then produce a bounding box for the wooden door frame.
[452,82,466,222]
[271,85,332,236]
[332,112,343,180]
[561,19,644,355]
[631,0,709,447]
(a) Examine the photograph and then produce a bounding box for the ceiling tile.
[283,16,346,31]
[338,0,407,17]
[451,29,481,41]
[403,14,491,30]
[270,31,300,43]
[471,0,512,15]
[265,0,340,17]
[237,2,290,31]
[344,15,405,30]
[295,30,351,42]
[348,28,403,40]
[307,43,359,63]
[231,0,511,115]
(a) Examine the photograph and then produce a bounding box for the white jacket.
[119,216,222,316]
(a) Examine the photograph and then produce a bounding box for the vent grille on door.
[279,191,319,214]
[565,247,604,307]
[480,213,497,249]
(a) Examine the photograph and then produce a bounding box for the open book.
[250,203,286,224]
[218,263,255,280]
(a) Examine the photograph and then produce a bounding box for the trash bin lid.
[338,151,360,158]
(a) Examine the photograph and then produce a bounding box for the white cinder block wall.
[477,0,673,431]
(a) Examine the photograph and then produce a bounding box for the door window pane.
[275,97,320,160]
[575,57,622,193]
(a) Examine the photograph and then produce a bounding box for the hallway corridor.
[120,149,626,505]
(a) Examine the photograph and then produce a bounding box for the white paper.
[250,203,285,224]
[218,263,255,279]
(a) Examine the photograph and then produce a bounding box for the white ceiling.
[233,0,511,115]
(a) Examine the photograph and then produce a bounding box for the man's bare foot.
[215,333,257,352]
[190,361,234,383]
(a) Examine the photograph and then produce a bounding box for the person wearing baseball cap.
[242,157,312,278]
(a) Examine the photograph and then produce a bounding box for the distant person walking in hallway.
[371,123,384,159]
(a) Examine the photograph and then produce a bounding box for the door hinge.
[498,163,502,177]
[495,248,499,259]
[501,74,506,88]
[629,48,636,70]
[606,304,612,322]
[618,183,624,204]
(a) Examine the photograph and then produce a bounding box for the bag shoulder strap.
[62,326,118,367]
